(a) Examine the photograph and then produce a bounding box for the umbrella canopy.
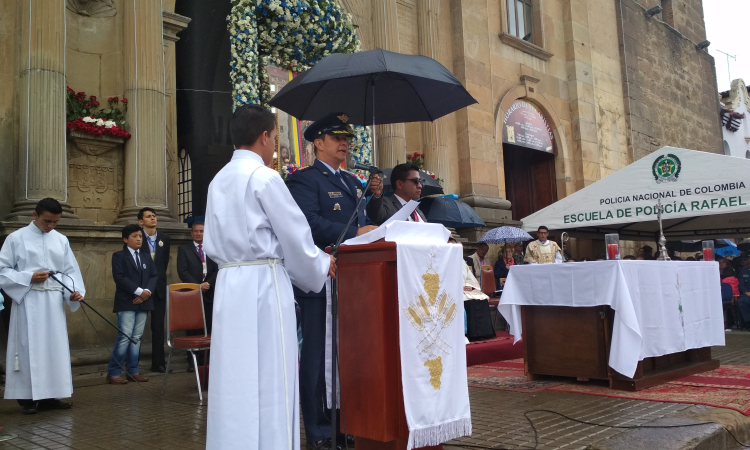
[380,167,443,197]
[269,49,477,125]
[668,239,737,253]
[419,197,485,228]
[477,226,533,244]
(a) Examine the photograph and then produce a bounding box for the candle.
[703,248,713,261]
[607,244,619,260]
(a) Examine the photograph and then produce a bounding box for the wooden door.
[503,144,558,221]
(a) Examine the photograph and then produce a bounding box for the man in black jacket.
[107,224,158,384]
[366,163,426,225]
[176,221,217,370]
[138,207,171,373]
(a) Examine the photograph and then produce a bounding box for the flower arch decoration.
[228,0,372,166]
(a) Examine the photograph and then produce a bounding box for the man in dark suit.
[366,163,427,225]
[107,224,158,385]
[288,112,379,450]
[138,207,171,373]
[176,220,217,370]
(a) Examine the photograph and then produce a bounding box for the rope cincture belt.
[217,259,292,450]
[30,286,63,291]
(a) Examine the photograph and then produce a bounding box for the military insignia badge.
[337,114,349,124]
[356,188,363,199]
[333,203,341,211]
[158,240,164,247]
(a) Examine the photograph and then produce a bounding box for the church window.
[507,0,533,41]
[178,148,193,221]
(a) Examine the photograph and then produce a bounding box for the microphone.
[348,158,383,174]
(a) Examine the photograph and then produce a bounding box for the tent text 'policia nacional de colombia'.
[520,147,750,240]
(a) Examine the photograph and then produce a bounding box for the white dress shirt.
[127,246,150,296]
[394,194,420,222]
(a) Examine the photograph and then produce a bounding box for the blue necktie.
[336,171,350,195]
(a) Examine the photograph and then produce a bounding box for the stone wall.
[0,223,192,351]
[0,2,16,218]
[617,0,722,161]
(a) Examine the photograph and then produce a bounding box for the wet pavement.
[1,332,750,449]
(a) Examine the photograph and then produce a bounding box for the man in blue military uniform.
[288,112,379,450]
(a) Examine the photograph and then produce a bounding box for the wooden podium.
[336,242,441,450]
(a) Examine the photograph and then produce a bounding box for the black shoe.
[38,399,72,411]
[22,402,37,415]
[336,434,355,448]
[307,438,341,450]
[151,365,170,373]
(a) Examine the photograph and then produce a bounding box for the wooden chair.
[480,266,506,331]
[162,283,211,402]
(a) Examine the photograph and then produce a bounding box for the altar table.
[498,260,725,390]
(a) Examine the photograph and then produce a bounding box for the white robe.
[203,150,330,450]
[0,223,85,400]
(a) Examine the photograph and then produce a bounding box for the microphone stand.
[329,171,378,446]
[47,272,139,345]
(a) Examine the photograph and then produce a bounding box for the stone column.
[116,0,175,223]
[7,0,78,221]
[417,0,449,185]
[371,0,406,168]
[163,12,191,221]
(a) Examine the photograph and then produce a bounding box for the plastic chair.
[162,283,211,402]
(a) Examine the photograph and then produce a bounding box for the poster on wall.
[502,99,555,153]
[266,65,346,169]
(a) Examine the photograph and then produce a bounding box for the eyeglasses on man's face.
[405,177,423,186]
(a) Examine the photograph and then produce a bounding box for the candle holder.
[702,241,714,262]
[605,233,620,260]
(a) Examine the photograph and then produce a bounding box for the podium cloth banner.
[498,260,725,378]
[392,222,471,449]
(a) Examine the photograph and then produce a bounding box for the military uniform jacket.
[288,159,367,298]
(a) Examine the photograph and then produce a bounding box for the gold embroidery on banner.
[404,257,458,391]
[424,356,443,389]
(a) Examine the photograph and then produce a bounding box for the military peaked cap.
[303,112,355,142]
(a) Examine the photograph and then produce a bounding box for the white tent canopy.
[521,147,750,240]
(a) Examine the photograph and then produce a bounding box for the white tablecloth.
[498,260,725,378]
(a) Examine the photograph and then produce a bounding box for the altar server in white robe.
[203,104,335,450]
[0,198,85,415]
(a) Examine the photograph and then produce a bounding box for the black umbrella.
[269,48,477,125]
[380,167,443,197]
[419,197,485,228]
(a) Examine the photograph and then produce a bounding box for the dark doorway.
[175,0,234,218]
[503,144,557,221]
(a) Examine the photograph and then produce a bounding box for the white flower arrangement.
[228,0,371,166]
[82,116,117,129]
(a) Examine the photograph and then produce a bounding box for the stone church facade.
[0,0,723,351]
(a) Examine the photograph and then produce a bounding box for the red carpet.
[465,332,524,367]
[467,359,750,415]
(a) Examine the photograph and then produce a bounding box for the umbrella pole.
[371,79,377,166]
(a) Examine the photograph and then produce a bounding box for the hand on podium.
[328,255,337,278]
[356,225,378,236]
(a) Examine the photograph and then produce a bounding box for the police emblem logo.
[651,153,682,184]
[337,114,349,124]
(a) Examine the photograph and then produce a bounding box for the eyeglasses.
[404,177,423,186]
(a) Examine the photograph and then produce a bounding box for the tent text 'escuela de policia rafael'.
[520,147,750,240]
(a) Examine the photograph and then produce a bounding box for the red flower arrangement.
[66,117,131,139]
[66,86,131,139]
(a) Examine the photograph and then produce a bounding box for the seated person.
[721,267,739,330]
[493,243,515,286]
[450,238,494,341]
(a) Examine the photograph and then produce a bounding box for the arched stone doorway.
[500,99,557,221]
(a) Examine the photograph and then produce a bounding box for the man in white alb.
[203,104,336,450]
[524,226,563,264]
[0,198,85,415]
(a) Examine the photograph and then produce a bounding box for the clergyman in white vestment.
[203,105,334,450]
[0,198,85,414]
[523,226,563,264]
